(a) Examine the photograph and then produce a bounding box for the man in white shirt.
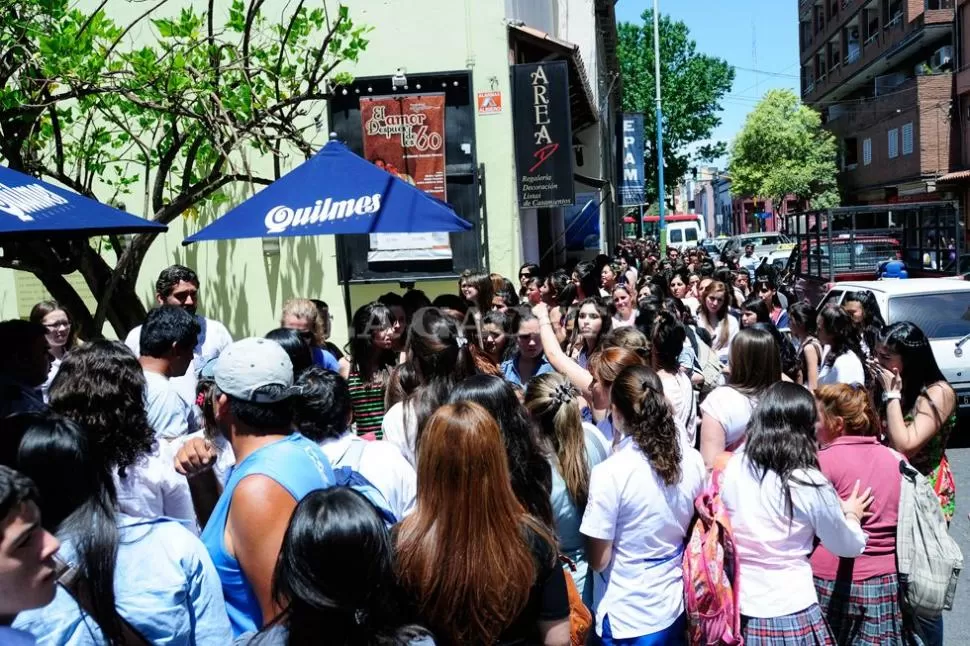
[294,366,416,518]
[139,305,200,443]
[125,265,232,415]
[0,466,60,646]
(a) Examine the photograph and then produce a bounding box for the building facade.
[799,0,956,204]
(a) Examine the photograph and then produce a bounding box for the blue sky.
[615,0,801,166]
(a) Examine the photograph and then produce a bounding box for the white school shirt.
[143,370,192,440]
[381,400,416,467]
[114,445,198,534]
[318,432,417,519]
[659,370,696,446]
[719,452,867,618]
[817,349,866,387]
[699,386,756,450]
[126,315,232,408]
[580,436,706,639]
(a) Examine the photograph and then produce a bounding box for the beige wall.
[0,0,523,348]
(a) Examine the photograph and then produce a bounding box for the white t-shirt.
[699,386,756,450]
[698,315,739,363]
[319,432,416,519]
[659,370,696,446]
[720,452,867,618]
[382,401,417,467]
[114,445,197,534]
[580,436,706,638]
[818,349,866,387]
[143,370,192,441]
[126,316,232,409]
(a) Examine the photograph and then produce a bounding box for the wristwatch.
[882,390,901,403]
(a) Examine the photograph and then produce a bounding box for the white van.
[643,213,706,250]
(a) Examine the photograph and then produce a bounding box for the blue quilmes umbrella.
[183,140,472,245]
[0,165,166,238]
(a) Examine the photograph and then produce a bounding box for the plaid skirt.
[741,603,834,646]
[814,573,918,646]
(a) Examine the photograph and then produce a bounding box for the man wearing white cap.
[176,337,334,637]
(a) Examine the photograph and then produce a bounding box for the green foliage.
[0,0,369,334]
[728,89,839,208]
[617,10,734,203]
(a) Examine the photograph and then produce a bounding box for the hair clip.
[553,382,574,405]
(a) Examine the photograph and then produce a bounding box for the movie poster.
[359,94,452,262]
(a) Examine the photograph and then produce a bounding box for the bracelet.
[538,318,552,326]
[882,391,901,403]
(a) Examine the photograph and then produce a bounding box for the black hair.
[611,365,681,486]
[0,464,38,525]
[378,292,405,311]
[347,302,397,385]
[878,322,949,414]
[753,275,783,309]
[743,382,822,519]
[449,375,553,527]
[481,309,514,363]
[223,391,294,431]
[788,301,817,336]
[270,487,430,645]
[844,290,885,353]
[431,293,468,315]
[750,322,800,382]
[518,263,540,278]
[542,271,571,305]
[494,285,520,308]
[294,367,351,443]
[7,412,127,644]
[401,291,432,321]
[818,304,867,376]
[49,340,154,478]
[265,328,314,380]
[154,264,199,298]
[573,261,600,300]
[651,310,686,372]
[0,319,47,370]
[139,305,201,358]
[741,296,771,326]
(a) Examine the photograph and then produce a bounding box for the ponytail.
[611,365,682,486]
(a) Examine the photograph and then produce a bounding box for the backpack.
[896,459,963,618]
[332,440,398,526]
[693,336,724,397]
[683,453,743,645]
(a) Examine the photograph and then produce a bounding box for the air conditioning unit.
[875,73,906,96]
[930,46,953,71]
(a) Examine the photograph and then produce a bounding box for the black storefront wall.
[327,71,485,283]
[512,61,575,209]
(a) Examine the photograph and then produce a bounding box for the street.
[941,440,970,645]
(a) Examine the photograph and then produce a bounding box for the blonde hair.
[281,298,324,346]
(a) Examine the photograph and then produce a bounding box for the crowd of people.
[0,236,959,645]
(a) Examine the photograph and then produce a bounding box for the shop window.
[888,128,899,159]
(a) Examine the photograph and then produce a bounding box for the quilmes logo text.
[264,194,382,234]
[0,182,69,221]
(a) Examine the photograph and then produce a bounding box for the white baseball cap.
[213,337,294,403]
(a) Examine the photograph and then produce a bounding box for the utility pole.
[653,0,667,256]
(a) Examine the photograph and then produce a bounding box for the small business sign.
[617,113,645,206]
[477,91,503,115]
[512,61,575,208]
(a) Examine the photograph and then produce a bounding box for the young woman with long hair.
[518,263,541,298]
[789,302,823,390]
[48,340,196,528]
[753,275,790,329]
[501,311,555,387]
[525,372,609,604]
[699,327,781,469]
[568,297,612,369]
[651,311,696,447]
[448,375,554,528]
[696,280,739,364]
[572,260,601,302]
[750,322,800,383]
[610,283,637,329]
[395,402,570,646]
[667,267,699,316]
[617,253,638,286]
[739,296,770,329]
[237,487,431,645]
[842,290,884,357]
[382,308,474,467]
[580,364,705,644]
[458,270,494,316]
[7,412,232,644]
[29,300,79,400]
[720,383,871,645]
[812,384,913,646]
[481,309,513,365]
[601,262,619,294]
[817,304,867,387]
[873,322,957,520]
[340,302,399,439]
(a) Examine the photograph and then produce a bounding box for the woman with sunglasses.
[518,263,541,299]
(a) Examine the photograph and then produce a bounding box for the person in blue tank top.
[175,337,335,637]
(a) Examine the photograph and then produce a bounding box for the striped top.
[347,370,387,439]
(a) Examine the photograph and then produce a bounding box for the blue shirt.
[14,515,232,645]
[311,347,340,372]
[202,434,335,636]
[500,355,554,387]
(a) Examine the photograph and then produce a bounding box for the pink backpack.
[683,453,743,645]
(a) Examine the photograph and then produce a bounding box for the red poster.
[360,94,451,262]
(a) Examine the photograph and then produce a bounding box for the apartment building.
[799,0,956,204]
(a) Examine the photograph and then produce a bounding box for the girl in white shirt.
[817,304,868,387]
[581,364,706,644]
[650,311,697,447]
[699,327,781,469]
[696,280,739,364]
[609,284,637,329]
[720,382,872,645]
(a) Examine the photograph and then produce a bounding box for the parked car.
[820,279,970,422]
[719,232,793,262]
[699,238,723,262]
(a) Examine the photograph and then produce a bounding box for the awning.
[937,169,970,183]
[508,23,599,131]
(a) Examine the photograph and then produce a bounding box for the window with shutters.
[902,122,914,155]
[863,138,872,165]
[888,128,899,159]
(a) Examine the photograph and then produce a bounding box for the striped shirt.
[347,371,387,439]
